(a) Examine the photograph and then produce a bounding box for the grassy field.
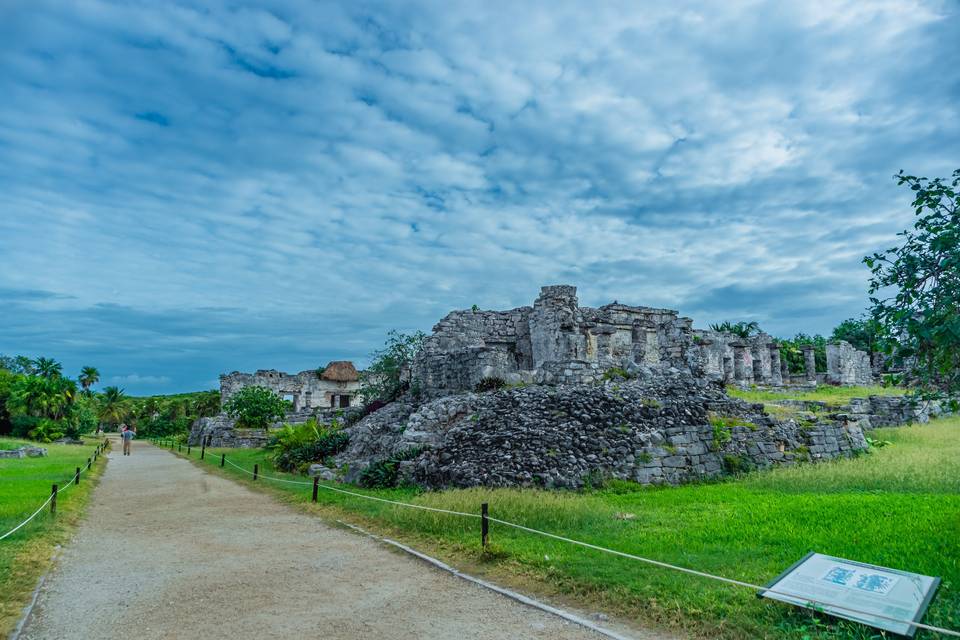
[727,384,906,407]
[0,437,107,637]
[166,416,960,640]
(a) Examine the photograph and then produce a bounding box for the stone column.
[801,345,817,383]
[731,342,747,383]
[722,354,734,383]
[750,346,764,383]
[781,354,789,382]
[768,344,783,386]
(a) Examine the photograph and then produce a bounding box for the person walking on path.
[120,423,136,456]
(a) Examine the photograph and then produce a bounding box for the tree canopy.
[865,169,960,393]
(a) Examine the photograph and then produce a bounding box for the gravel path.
[17,439,660,640]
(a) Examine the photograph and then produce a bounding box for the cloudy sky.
[1,1,958,395]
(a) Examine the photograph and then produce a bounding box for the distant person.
[120,424,135,456]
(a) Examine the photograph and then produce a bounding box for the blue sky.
[1,1,958,395]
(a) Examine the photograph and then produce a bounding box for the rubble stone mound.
[337,367,867,489]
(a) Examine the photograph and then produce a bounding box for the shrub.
[268,418,350,472]
[722,454,754,474]
[224,386,290,430]
[711,422,732,449]
[358,447,422,488]
[474,377,506,392]
[602,367,631,382]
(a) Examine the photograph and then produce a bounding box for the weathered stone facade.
[220,361,361,411]
[412,285,699,396]
[412,284,875,393]
[826,341,874,386]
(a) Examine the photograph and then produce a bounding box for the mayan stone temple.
[412,284,875,397]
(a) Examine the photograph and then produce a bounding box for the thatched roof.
[320,360,359,382]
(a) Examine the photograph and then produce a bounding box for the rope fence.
[159,437,959,638]
[0,439,109,542]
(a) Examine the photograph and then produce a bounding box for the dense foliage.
[865,169,960,394]
[223,385,290,430]
[267,418,350,472]
[829,316,883,354]
[127,390,220,438]
[777,333,827,374]
[0,355,99,441]
[360,329,426,403]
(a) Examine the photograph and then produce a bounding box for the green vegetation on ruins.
[0,437,106,636]
[173,416,960,640]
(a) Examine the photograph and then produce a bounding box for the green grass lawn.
[167,417,960,640]
[0,437,107,636]
[728,384,906,407]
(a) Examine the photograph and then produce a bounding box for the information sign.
[760,552,940,637]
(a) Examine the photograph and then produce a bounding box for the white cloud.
[0,0,957,393]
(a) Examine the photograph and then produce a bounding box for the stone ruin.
[412,285,876,395]
[327,285,895,489]
[190,361,362,446]
[220,360,362,411]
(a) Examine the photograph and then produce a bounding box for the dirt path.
[17,439,660,640]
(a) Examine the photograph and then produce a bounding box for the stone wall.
[412,285,698,397]
[336,367,868,489]
[826,341,874,386]
[694,331,782,385]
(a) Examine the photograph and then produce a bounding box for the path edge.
[335,519,637,640]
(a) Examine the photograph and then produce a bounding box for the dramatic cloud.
[1,0,957,393]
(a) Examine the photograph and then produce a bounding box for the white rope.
[485,516,959,637]
[220,456,480,519]
[208,451,958,637]
[0,457,97,542]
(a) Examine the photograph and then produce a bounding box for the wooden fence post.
[200,440,206,460]
[312,477,319,503]
[253,464,259,481]
[50,484,58,515]
[74,466,80,486]
[481,503,489,549]
[221,453,226,468]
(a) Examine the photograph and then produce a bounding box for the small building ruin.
[220,360,362,411]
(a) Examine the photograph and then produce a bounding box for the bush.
[268,418,350,472]
[224,386,290,430]
[474,377,506,392]
[602,367,631,382]
[358,447,422,488]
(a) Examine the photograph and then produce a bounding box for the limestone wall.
[337,368,868,489]
[412,285,698,396]
[826,341,873,386]
[220,368,361,411]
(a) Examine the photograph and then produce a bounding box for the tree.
[7,375,76,420]
[709,321,762,339]
[33,357,63,379]
[98,386,129,428]
[360,330,427,403]
[223,386,290,430]
[79,366,100,394]
[865,169,960,393]
[830,317,883,354]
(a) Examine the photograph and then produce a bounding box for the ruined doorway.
[339,395,351,408]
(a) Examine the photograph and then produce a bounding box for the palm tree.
[79,366,100,395]
[33,357,63,378]
[98,386,129,428]
[8,375,76,419]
